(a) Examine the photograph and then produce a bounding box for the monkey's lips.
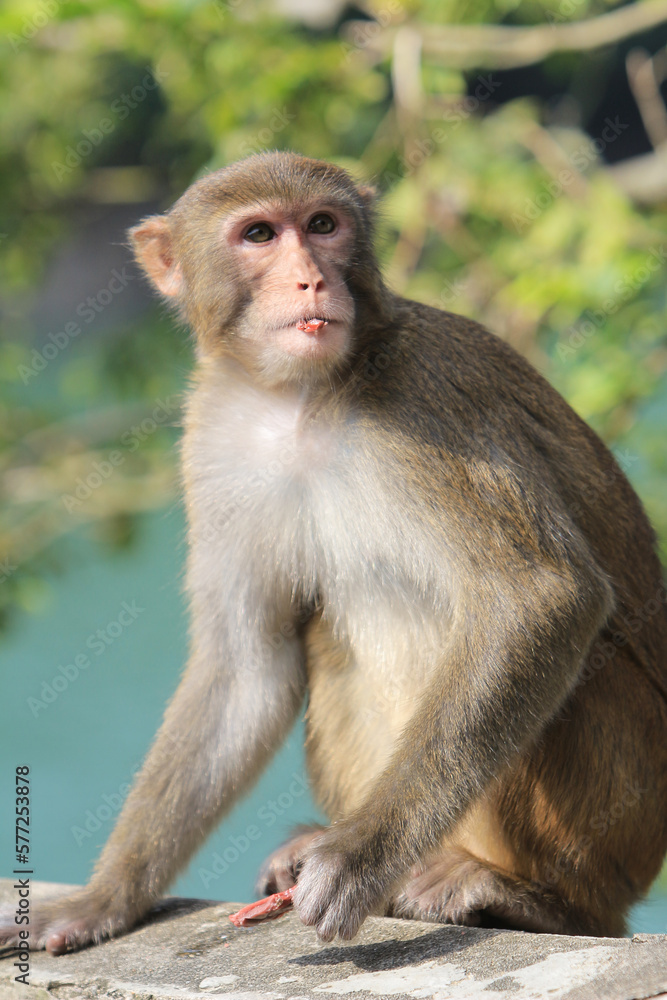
[295,317,329,335]
[269,315,350,367]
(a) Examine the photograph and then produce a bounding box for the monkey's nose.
[297,278,325,292]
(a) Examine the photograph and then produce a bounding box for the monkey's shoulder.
[362,299,581,449]
[358,299,646,533]
[385,298,556,409]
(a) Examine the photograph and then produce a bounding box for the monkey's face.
[130,153,384,388]
[215,201,356,386]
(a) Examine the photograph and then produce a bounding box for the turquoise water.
[1,508,665,932]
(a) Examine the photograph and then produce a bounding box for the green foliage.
[1,0,666,627]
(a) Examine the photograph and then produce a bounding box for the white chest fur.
[183,366,455,804]
[202,375,335,487]
[184,364,453,663]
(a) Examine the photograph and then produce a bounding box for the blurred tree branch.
[346,1,667,70]
[626,47,667,150]
[607,143,667,202]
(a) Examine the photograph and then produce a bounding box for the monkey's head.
[129,152,389,387]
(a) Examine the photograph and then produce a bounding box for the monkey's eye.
[244,223,276,243]
[308,213,336,235]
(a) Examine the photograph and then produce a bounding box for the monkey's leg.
[255,824,325,895]
[392,648,667,939]
[390,848,576,934]
[495,651,667,939]
[294,560,613,941]
[0,611,307,954]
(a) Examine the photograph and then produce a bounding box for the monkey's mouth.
[295,317,330,334]
[271,315,349,366]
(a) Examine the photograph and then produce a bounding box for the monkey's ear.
[129,216,184,299]
[357,184,377,210]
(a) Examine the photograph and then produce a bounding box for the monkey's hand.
[0,887,143,955]
[294,828,390,942]
[255,824,325,896]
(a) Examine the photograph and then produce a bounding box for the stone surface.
[0,880,666,1000]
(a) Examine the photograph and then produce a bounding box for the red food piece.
[296,319,327,333]
[228,886,296,927]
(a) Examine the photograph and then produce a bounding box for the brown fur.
[1,152,665,952]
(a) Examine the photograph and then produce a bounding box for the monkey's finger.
[316,904,364,942]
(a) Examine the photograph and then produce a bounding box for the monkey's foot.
[0,889,143,955]
[390,850,571,934]
[255,824,325,896]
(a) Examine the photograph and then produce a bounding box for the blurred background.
[1,0,666,933]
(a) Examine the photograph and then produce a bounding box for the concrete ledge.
[0,880,665,1000]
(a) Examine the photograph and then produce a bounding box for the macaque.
[3,152,666,954]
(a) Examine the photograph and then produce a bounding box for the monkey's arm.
[295,553,613,941]
[0,594,307,954]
